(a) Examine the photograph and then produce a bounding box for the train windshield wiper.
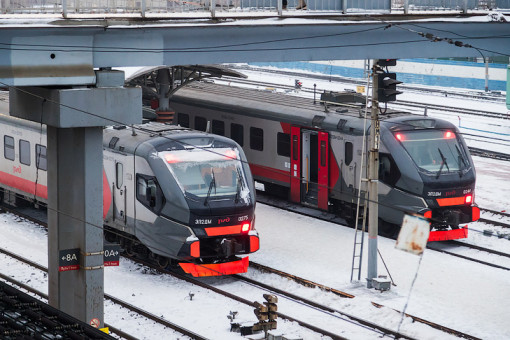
[204,170,216,206]
[235,168,244,203]
[436,148,450,179]
[455,145,467,177]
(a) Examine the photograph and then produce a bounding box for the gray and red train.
[0,112,259,276]
[170,82,480,241]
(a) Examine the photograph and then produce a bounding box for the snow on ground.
[1,151,509,339]
[1,68,510,339]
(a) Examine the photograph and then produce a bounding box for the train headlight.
[241,223,250,233]
[464,193,473,205]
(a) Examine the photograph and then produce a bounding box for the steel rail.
[128,256,350,340]
[248,262,481,340]
[225,65,508,105]
[0,246,206,340]
[0,271,138,340]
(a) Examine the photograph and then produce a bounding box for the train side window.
[277,132,290,157]
[231,123,244,146]
[379,153,401,186]
[4,136,14,161]
[177,113,189,128]
[212,120,225,136]
[19,139,30,166]
[116,162,123,189]
[195,116,207,132]
[250,127,264,151]
[35,144,47,171]
[136,175,165,213]
[345,142,353,166]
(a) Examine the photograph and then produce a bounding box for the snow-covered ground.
[1,152,509,339]
[1,67,510,339]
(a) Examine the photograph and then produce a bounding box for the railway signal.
[378,72,402,102]
[253,301,269,321]
[263,294,278,320]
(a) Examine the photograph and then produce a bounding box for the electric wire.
[0,80,499,228]
[0,74,508,280]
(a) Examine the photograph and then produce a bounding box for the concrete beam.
[0,19,509,86]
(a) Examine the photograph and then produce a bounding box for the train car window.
[35,144,47,171]
[136,175,164,213]
[177,113,189,128]
[231,123,244,146]
[4,136,14,161]
[277,132,290,157]
[195,116,207,132]
[345,142,353,166]
[320,141,327,167]
[250,127,264,151]
[292,135,298,161]
[19,140,30,166]
[116,162,123,189]
[212,120,225,136]
[379,153,401,186]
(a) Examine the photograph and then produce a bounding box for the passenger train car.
[0,113,259,276]
[170,82,480,241]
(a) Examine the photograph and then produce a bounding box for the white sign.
[395,214,430,255]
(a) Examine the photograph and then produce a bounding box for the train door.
[317,131,329,210]
[290,126,301,204]
[296,129,330,210]
[113,161,127,227]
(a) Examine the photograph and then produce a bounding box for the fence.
[0,0,508,16]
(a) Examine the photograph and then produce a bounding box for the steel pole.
[367,62,380,288]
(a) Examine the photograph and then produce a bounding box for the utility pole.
[367,61,380,288]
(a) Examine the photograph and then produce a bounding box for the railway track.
[225,64,508,105]
[0,246,203,340]
[257,193,510,269]
[1,204,484,339]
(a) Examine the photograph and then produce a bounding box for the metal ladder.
[350,190,368,282]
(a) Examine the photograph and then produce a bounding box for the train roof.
[104,121,237,155]
[171,82,415,136]
[172,82,460,135]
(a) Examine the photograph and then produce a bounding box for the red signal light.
[424,210,432,219]
[242,223,250,233]
[165,154,180,163]
[444,131,454,139]
[464,194,473,205]
[395,133,404,141]
[223,149,237,160]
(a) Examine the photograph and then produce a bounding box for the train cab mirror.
[137,175,163,212]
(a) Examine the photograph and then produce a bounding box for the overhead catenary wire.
[0,80,495,230]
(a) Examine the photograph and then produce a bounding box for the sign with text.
[103,244,120,266]
[59,248,80,272]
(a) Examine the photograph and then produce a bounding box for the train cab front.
[390,124,480,241]
[162,140,259,277]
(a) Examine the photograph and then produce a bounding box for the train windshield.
[161,148,249,202]
[395,130,470,175]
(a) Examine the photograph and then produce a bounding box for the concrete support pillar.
[47,126,104,326]
[9,69,141,328]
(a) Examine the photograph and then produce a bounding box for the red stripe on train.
[249,164,290,184]
[0,170,48,200]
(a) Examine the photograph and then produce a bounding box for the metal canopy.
[0,16,509,86]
